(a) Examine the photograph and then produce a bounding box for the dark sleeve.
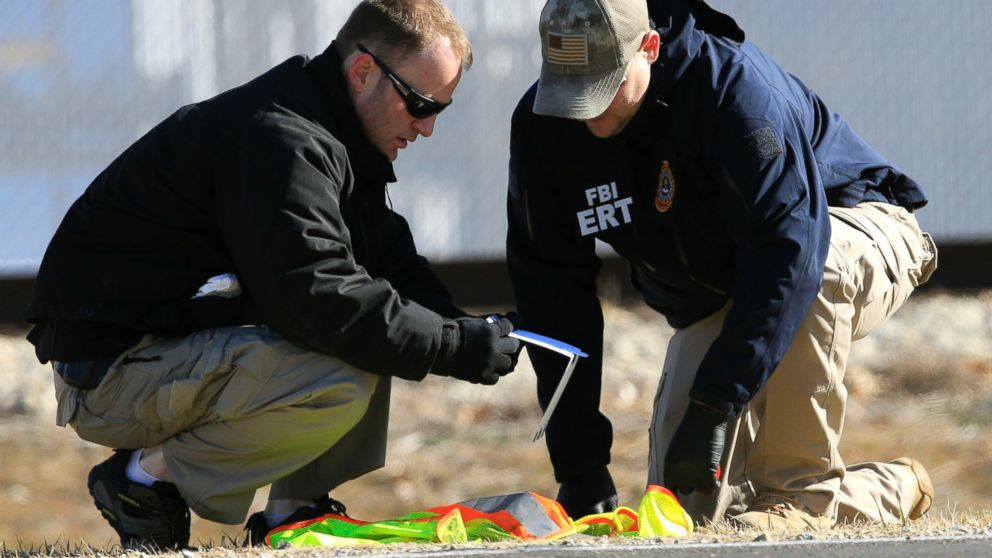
[367,205,467,319]
[213,117,446,381]
[506,102,613,482]
[689,97,831,415]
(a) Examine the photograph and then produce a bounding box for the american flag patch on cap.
[547,32,588,66]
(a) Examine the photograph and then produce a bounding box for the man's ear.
[640,30,661,63]
[346,52,376,93]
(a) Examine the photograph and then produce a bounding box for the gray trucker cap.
[533,0,650,120]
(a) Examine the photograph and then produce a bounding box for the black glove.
[432,315,521,385]
[663,400,728,495]
[483,311,524,368]
[486,311,522,330]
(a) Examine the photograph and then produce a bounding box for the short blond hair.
[336,0,473,70]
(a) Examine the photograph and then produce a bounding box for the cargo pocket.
[134,328,241,444]
[859,203,937,305]
[886,206,937,289]
[830,204,929,339]
[73,355,155,448]
[135,326,277,445]
[829,207,898,284]
[851,202,937,289]
[76,359,136,421]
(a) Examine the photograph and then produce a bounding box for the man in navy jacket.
[508,0,937,529]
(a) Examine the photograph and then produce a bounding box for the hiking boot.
[244,495,348,547]
[556,467,619,518]
[892,457,934,519]
[730,492,832,531]
[87,450,191,549]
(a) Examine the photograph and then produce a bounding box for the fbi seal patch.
[655,161,675,212]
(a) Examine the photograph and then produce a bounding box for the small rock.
[753,533,771,542]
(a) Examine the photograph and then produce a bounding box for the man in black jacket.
[27,0,519,549]
[508,0,937,530]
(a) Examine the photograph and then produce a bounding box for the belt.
[53,355,118,390]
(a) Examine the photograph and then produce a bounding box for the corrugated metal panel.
[0,1,987,277]
[707,0,992,243]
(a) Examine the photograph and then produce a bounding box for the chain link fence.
[1,0,989,277]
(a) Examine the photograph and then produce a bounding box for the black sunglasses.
[356,43,452,119]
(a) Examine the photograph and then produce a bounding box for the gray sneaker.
[87,450,191,549]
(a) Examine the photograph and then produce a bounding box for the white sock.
[126,449,162,487]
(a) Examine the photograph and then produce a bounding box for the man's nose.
[412,114,437,138]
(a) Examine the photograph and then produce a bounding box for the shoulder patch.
[743,127,783,162]
[655,161,675,212]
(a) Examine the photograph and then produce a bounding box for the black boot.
[87,450,191,550]
[556,467,619,518]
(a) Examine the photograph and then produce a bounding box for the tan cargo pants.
[647,201,938,524]
[54,325,390,524]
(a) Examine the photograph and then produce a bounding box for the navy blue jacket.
[506,1,926,481]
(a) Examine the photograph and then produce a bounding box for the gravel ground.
[1,290,990,548]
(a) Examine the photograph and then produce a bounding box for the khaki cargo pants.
[54,325,390,524]
[647,201,938,524]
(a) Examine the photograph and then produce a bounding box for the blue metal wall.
[707,0,992,243]
[1,1,987,278]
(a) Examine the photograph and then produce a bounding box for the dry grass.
[1,513,991,558]
[1,291,991,552]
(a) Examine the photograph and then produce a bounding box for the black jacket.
[506,1,927,481]
[27,44,463,381]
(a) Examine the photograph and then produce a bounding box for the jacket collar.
[646,0,744,106]
[305,41,397,185]
[618,54,677,141]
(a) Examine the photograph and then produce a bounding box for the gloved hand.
[484,311,524,368]
[663,400,729,495]
[432,315,521,385]
[485,311,522,330]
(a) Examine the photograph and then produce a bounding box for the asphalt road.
[348,536,992,558]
